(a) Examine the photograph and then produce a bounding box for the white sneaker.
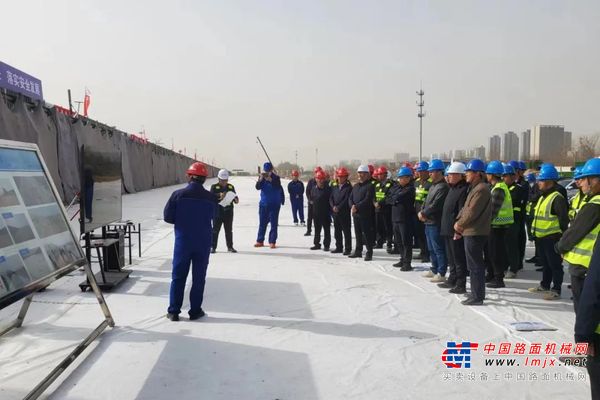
[430,273,445,283]
[505,271,517,279]
[422,270,434,278]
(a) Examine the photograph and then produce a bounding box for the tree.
[578,133,600,160]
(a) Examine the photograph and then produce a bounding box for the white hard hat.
[447,162,466,175]
[357,165,369,173]
[217,169,230,180]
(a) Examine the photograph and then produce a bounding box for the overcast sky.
[3,0,600,170]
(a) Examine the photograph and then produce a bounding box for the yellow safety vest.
[415,178,432,203]
[564,195,600,268]
[330,180,338,187]
[492,182,514,226]
[532,191,563,238]
[569,190,586,220]
[375,181,392,202]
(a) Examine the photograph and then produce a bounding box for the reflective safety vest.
[415,178,432,203]
[564,195,600,268]
[532,191,563,238]
[569,190,586,220]
[492,182,514,226]
[508,184,521,213]
[375,180,392,202]
[330,180,338,187]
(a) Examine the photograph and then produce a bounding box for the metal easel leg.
[0,294,34,337]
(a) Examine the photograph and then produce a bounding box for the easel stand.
[79,229,131,292]
[0,262,115,400]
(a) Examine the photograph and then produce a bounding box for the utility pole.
[295,150,298,167]
[417,86,425,162]
[315,148,319,166]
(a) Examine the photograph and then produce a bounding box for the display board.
[0,140,85,310]
[80,146,123,234]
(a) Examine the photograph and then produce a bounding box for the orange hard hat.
[375,166,388,176]
[186,162,208,177]
[336,167,349,177]
[315,171,326,180]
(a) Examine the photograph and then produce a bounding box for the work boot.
[343,250,352,256]
[449,286,467,294]
[254,242,264,248]
[166,313,179,321]
[330,248,343,254]
[486,280,506,288]
[392,261,403,268]
[227,247,237,253]
[400,264,413,272]
[189,309,206,320]
[304,231,312,237]
[437,281,455,289]
[364,252,373,261]
[461,298,484,306]
[310,245,321,250]
[348,252,362,258]
[525,256,538,264]
[323,247,330,251]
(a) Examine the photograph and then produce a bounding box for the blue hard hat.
[415,161,429,172]
[503,165,515,175]
[263,162,273,172]
[428,159,445,171]
[397,167,413,177]
[538,164,559,181]
[465,159,486,172]
[485,160,504,175]
[574,166,583,179]
[526,172,536,182]
[508,160,520,170]
[578,158,600,179]
[518,161,527,170]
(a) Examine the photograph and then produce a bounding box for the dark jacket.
[574,237,600,344]
[349,181,375,217]
[440,180,468,236]
[311,184,332,218]
[386,182,416,223]
[330,181,352,215]
[288,180,305,202]
[306,178,317,202]
[210,182,236,213]
[420,179,449,225]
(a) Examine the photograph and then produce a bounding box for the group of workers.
[162,158,600,398]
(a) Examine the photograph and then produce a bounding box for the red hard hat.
[375,166,388,176]
[368,164,375,175]
[186,162,208,177]
[291,170,299,177]
[314,166,323,174]
[315,171,326,180]
[336,167,349,177]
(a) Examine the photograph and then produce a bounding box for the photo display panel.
[0,144,85,308]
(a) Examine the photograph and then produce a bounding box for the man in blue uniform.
[288,170,305,226]
[163,162,217,321]
[255,162,284,248]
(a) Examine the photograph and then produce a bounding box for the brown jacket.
[456,181,491,236]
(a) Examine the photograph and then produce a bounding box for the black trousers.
[517,213,526,267]
[465,235,488,302]
[212,209,233,249]
[313,214,331,248]
[333,211,352,251]
[569,263,588,313]
[414,217,430,257]
[487,227,508,282]
[306,202,314,233]
[588,334,600,400]
[375,207,393,247]
[445,235,467,288]
[538,237,564,293]
[505,221,521,273]
[353,214,374,255]
[393,222,412,265]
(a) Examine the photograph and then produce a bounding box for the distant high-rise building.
[520,130,531,160]
[394,152,410,163]
[488,135,501,161]
[452,149,467,160]
[501,131,519,161]
[530,125,572,162]
[467,145,486,160]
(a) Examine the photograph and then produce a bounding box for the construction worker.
[414,161,432,262]
[525,171,543,267]
[569,166,586,220]
[502,164,525,278]
[386,167,416,271]
[368,164,378,247]
[255,162,284,249]
[419,159,449,282]
[163,162,216,321]
[349,165,375,261]
[511,160,529,268]
[574,237,600,399]
[210,169,239,254]
[528,163,570,300]
[455,159,491,306]
[304,167,321,236]
[288,170,305,226]
[558,158,600,311]
[439,162,468,293]
[374,166,394,251]
[330,167,352,255]
[309,170,332,251]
